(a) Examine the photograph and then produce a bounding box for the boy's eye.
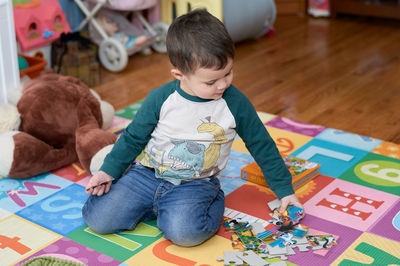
[206,81,215,86]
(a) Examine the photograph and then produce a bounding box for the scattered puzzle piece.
[220,251,244,265]
[269,261,287,266]
[236,250,269,266]
[306,234,337,249]
[268,199,281,211]
[294,244,310,252]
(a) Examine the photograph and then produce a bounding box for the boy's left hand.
[279,194,303,214]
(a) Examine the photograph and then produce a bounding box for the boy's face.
[172,59,233,100]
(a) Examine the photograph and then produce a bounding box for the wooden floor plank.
[94,15,400,144]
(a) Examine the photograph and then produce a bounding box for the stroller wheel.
[151,22,169,53]
[99,38,128,72]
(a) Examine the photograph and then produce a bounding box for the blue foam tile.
[0,173,73,213]
[16,183,89,236]
[291,139,369,178]
[315,128,383,151]
[218,150,254,195]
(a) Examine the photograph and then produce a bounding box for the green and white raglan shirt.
[100,80,294,199]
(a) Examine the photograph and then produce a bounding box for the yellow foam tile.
[125,235,233,265]
[256,112,276,123]
[331,232,400,265]
[231,126,312,155]
[0,215,61,265]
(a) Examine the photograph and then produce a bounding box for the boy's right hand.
[85,171,114,196]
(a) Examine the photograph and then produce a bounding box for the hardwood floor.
[93,15,400,144]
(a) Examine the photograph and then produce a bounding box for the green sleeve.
[224,86,295,199]
[100,81,175,179]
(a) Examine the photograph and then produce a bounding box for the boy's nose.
[217,78,229,90]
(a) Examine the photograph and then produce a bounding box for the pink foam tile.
[109,116,130,131]
[304,179,398,231]
[15,237,121,265]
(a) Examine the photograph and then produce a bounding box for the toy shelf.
[330,0,400,19]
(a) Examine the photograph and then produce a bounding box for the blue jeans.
[82,163,225,247]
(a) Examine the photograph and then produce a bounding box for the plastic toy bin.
[19,55,47,78]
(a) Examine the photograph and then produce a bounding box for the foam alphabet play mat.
[1,101,399,265]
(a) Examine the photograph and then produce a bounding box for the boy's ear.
[170,68,184,80]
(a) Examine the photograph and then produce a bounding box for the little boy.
[83,9,302,247]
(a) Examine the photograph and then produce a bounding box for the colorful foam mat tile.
[0,214,61,265]
[0,173,73,213]
[67,220,163,262]
[339,152,400,196]
[232,126,313,155]
[109,115,131,131]
[15,237,122,266]
[218,149,253,195]
[0,207,11,220]
[51,162,91,183]
[266,116,326,137]
[315,128,383,151]
[16,183,89,236]
[372,141,400,159]
[114,101,143,119]
[125,235,233,265]
[108,116,131,136]
[303,178,398,232]
[291,138,369,178]
[368,199,400,242]
[331,232,400,265]
[256,111,276,123]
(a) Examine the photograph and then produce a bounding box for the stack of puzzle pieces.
[218,199,337,265]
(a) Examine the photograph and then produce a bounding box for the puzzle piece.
[218,251,244,265]
[292,227,307,238]
[231,234,246,250]
[269,261,288,266]
[267,244,288,255]
[294,244,310,252]
[267,199,281,211]
[269,238,286,248]
[277,232,296,246]
[264,254,288,261]
[251,222,267,235]
[306,234,337,249]
[292,236,309,245]
[236,250,269,266]
[285,246,297,255]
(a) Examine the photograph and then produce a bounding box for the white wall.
[0,0,20,104]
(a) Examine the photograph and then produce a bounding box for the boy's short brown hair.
[166,9,235,75]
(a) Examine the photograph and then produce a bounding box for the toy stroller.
[74,0,168,72]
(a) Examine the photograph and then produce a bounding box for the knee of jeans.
[82,204,115,235]
[161,220,218,247]
[165,228,214,247]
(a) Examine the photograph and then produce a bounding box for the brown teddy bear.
[0,73,117,179]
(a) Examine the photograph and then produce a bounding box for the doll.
[98,14,150,52]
